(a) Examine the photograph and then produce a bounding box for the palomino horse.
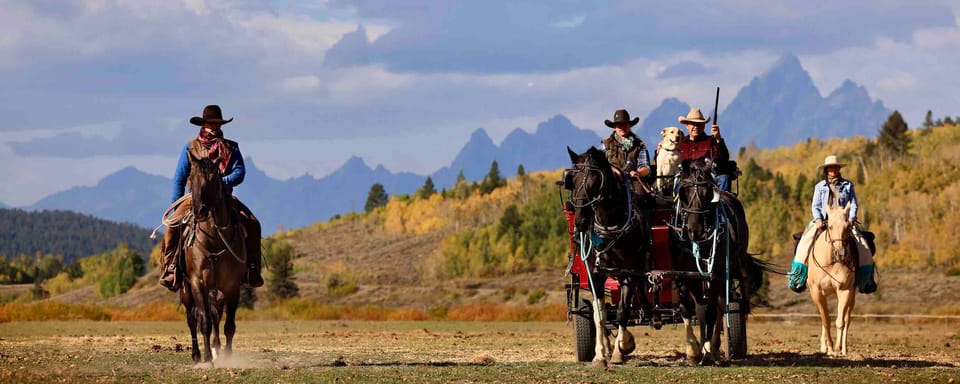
[180,153,248,367]
[806,203,856,356]
[567,146,650,368]
[674,159,768,364]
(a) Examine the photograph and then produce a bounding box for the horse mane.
[188,153,224,216]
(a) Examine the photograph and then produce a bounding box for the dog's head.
[660,126,683,150]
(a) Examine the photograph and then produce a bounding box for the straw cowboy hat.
[190,105,234,126]
[604,109,640,128]
[817,155,847,169]
[678,108,711,124]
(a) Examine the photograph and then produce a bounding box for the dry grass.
[0,320,957,383]
[1,300,564,323]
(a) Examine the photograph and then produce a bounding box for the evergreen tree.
[793,173,808,203]
[32,266,48,299]
[772,172,791,201]
[265,238,299,300]
[364,183,389,212]
[498,204,523,237]
[480,160,506,195]
[447,170,473,199]
[417,177,436,199]
[516,164,526,177]
[878,110,911,157]
[945,116,955,126]
[923,110,934,128]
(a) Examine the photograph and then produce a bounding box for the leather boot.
[159,226,182,291]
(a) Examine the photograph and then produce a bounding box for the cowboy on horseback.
[788,155,877,294]
[158,105,264,291]
[601,109,652,204]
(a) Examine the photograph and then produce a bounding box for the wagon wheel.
[724,278,748,359]
[573,299,596,362]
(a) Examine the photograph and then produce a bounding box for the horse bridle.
[568,162,635,248]
[824,220,853,266]
[675,168,721,242]
[568,163,606,209]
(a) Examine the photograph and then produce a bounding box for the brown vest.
[602,132,647,172]
[188,138,239,195]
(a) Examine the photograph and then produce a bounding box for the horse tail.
[744,254,786,292]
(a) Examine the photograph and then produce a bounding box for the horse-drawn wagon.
[561,148,761,366]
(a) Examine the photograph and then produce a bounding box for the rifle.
[713,87,719,126]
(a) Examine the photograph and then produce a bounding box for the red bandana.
[197,128,232,173]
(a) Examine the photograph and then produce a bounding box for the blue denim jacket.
[171,141,245,203]
[811,178,857,221]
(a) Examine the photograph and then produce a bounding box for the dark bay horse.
[673,158,770,364]
[180,152,248,367]
[567,146,650,368]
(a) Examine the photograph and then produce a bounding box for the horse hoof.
[699,355,715,366]
[212,348,219,361]
[610,353,625,365]
[591,359,608,369]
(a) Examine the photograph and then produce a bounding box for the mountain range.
[16,53,890,233]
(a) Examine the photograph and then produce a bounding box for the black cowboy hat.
[604,109,639,128]
[190,105,234,126]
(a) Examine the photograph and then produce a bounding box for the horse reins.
[569,162,638,249]
[809,224,854,285]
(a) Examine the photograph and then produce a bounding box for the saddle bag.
[861,230,876,255]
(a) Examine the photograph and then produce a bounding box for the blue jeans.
[716,174,731,192]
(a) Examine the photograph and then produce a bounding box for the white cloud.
[233,12,358,59]
[877,72,918,92]
[182,0,209,16]
[277,75,322,94]
[323,65,414,105]
[805,19,960,124]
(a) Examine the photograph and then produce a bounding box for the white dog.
[655,126,683,195]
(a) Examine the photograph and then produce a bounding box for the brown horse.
[180,152,248,367]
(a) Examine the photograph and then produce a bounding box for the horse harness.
[570,162,641,256]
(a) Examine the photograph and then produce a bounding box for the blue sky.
[1,0,959,206]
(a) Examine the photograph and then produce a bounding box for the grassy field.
[1,320,958,383]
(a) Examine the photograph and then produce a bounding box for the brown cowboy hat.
[817,155,847,170]
[190,105,234,126]
[678,108,711,124]
[604,109,639,128]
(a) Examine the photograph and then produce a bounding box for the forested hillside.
[309,120,960,280]
[739,121,960,272]
[0,209,154,263]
